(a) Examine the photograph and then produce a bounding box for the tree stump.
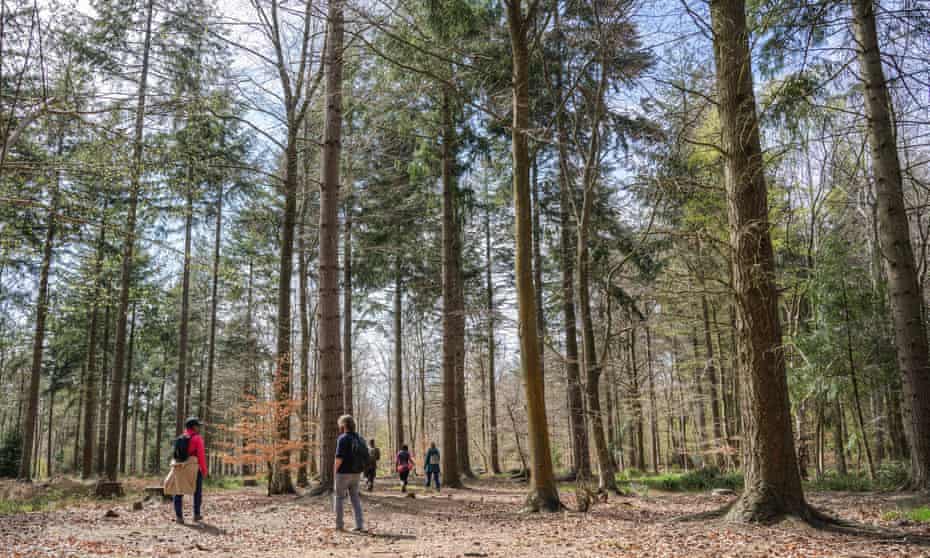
[94,481,124,499]
[144,486,169,501]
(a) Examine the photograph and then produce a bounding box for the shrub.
[882,506,930,523]
[619,467,743,492]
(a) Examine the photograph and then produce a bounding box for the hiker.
[364,439,380,492]
[334,414,366,532]
[164,417,207,524]
[424,441,441,492]
[395,444,415,493]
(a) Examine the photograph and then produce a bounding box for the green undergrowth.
[618,467,743,492]
[804,462,909,492]
[204,476,244,490]
[882,506,930,523]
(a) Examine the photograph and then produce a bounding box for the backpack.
[396,451,411,473]
[348,434,370,474]
[173,434,191,462]
[369,447,381,466]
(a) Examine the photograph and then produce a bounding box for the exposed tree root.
[521,492,563,513]
[306,483,332,497]
[674,500,930,545]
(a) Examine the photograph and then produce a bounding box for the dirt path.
[3,478,930,557]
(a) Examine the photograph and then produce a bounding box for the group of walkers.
[164,413,443,533]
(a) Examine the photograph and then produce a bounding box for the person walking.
[334,415,366,532]
[395,444,414,493]
[364,439,381,492]
[164,417,207,524]
[424,442,441,492]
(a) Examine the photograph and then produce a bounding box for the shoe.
[335,526,345,532]
[194,515,203,522]
[175,517,185,525]
[351,527,366,533]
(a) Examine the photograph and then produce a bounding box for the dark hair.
[401,444,409,451]
[369,439,376,445]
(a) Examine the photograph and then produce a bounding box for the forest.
[2,0,930,556]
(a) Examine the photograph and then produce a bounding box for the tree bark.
[204,182,223,463]
[628,328,645,471]
[19,139,61,480]
[646,325,660,473]
[485,180,501,475]
[553,0,589,482]
[343,175,354,416]
[177,175,193,438]
[297,169,312,488]
[850,0,930,489]
[506,0,560,511]
[711,0,808,521]
[99,0,154,489]
[393,261,404,451]
[154,363,167,474]
[96,292,111,476]
[119,305,136,474]
[440,87,462,488]
[314,0,345,495]
[700,293,724,467]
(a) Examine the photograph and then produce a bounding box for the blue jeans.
[174,471,202,518]
[426,469,440,490]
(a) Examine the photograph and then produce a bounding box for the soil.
[2,477,930,557]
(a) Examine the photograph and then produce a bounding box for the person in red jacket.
[174,417,207,524]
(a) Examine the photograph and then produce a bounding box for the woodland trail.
[3,478,930,557]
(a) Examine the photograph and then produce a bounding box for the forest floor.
[2,476,930,557]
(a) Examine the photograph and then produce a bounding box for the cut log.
[95,481,124,499]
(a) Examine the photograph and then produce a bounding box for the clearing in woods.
[2,478,930,557]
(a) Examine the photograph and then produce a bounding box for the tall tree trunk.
[343,169,354,416]
[454,269,471,478]
[314,0,345,495]
[553,0,589,482]
[19,140,61,480]
[700,293,724,467]
[130,386,140,474]
[690,331,708,457]
[575,56,615,493]
[646,326,660,473]
[710,0,808,521]
[100,0,154,490]
[177,177,193,438]
[628,328,645,471]
[851,0,930,490]
[81,208,109,479]
[154,363,167,474]
[46,387,55,478]
[141,395,150,474]
[834,399,848,476]
[74,365,84,473]
[506,0,560,511]
[485,181,501,475]
[440,88,462,489]
[297,178,311,488]
[393,261,404,451]
[532,153,545,380]
[842,282,875,480]
[96,288,112,475]
[204,182,223,463]
[120,305,136,474]
[270,132,298,495]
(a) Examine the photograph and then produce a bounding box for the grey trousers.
[334,473,364,530]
